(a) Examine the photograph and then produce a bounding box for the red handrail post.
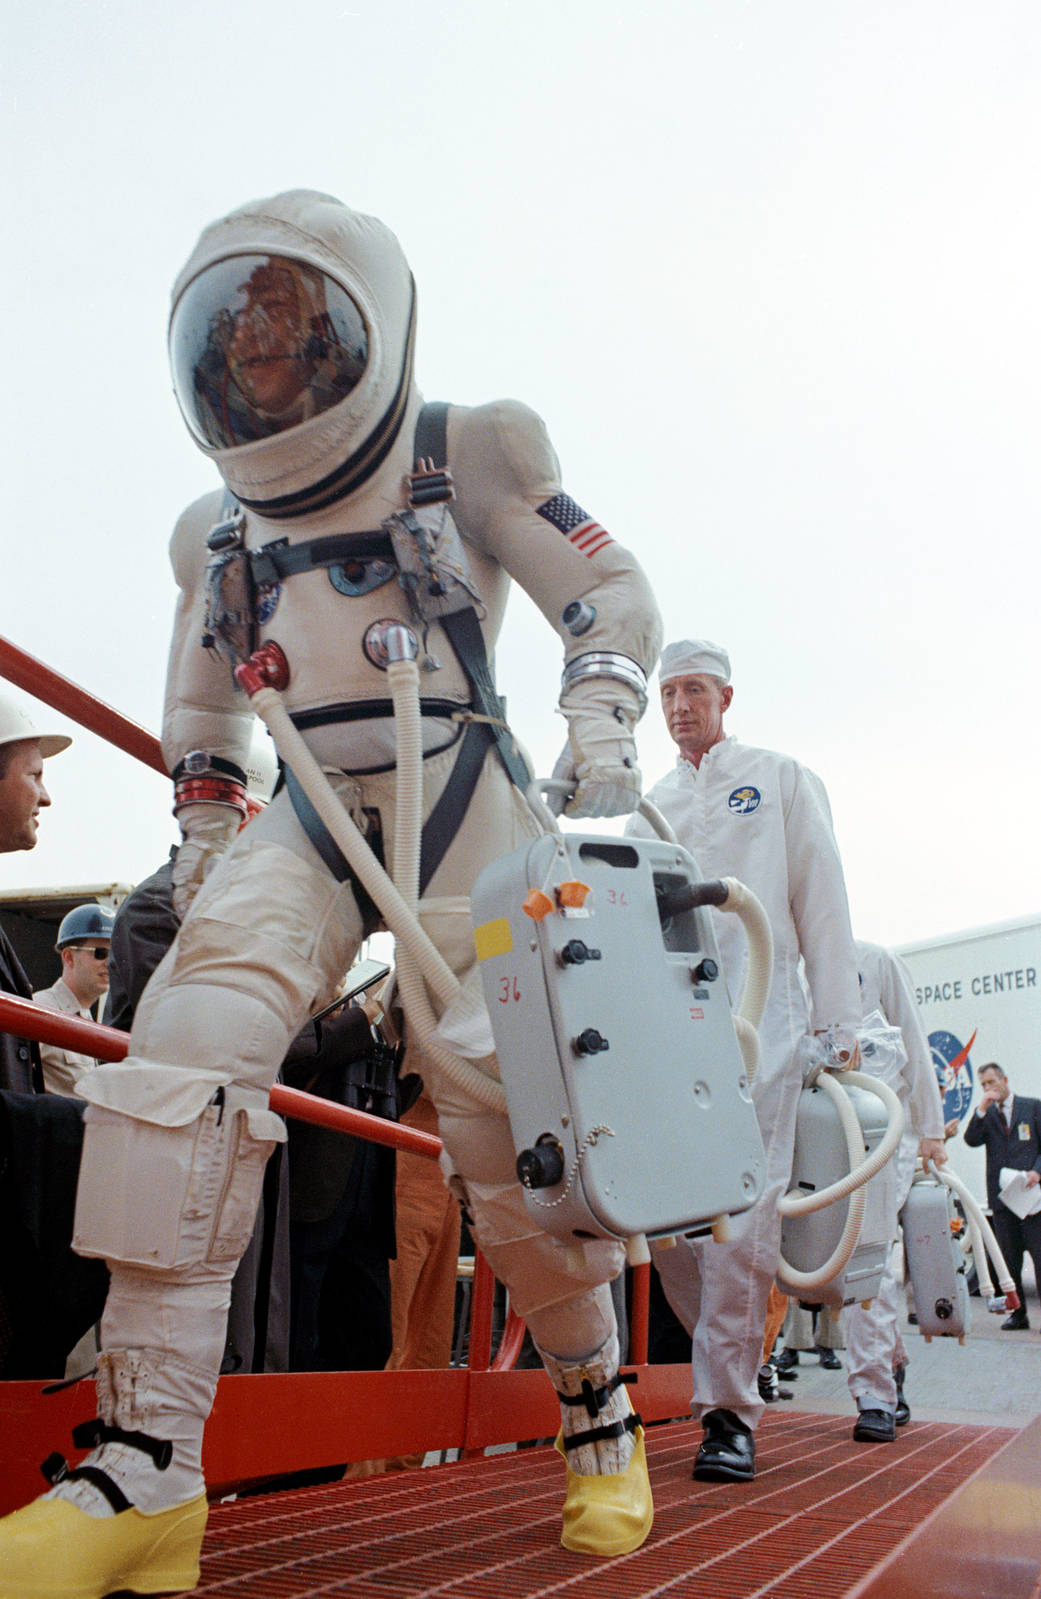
[630,1260,650,1366]
[467,1249,495,1374]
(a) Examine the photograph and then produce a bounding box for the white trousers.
[80,743,624,1453]
[842,1135,915,1412]
[653,1044,802,1431]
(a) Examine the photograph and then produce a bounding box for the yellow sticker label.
[474,917,513,962]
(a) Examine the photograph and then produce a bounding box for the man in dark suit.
[964,1061,1041,1330]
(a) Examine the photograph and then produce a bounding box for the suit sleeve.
[876,950,944,1138]
[781,761,861,1031]
[161,492,257,777]
[450,400,662,682]
[963,1110,990,1148]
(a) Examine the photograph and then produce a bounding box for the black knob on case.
[517,1134,566,1189]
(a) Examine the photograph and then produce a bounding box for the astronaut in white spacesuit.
[844,941,946,1442]
[627,638,862,1481]
[0,191,661,1596]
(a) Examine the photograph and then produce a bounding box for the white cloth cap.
[658,639,731,685]
[0,693,71,757]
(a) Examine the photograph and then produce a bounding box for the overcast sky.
[2,0,1038,949]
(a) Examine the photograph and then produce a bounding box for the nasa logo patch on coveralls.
[728,786,761,815]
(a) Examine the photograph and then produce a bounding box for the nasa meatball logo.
[728,786,761,815]
[930,1028,976,1126]
[256,580,282,624]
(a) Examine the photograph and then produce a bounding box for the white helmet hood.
[169,190,417,518]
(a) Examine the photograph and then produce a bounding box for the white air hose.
[244,678,508,1112]
[924,1158,1018,1303]
[775,1069,905,1294]
[717,876,772,1086]
[385,647,510,1112]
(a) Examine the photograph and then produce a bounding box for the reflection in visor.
[170,254,369,449]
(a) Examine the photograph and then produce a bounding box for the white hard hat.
[658,639,731,686]
[0,692,72,758]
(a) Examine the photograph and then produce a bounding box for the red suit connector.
[234,641,290,696]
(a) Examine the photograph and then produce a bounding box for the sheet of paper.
[998,1167,1041,1219]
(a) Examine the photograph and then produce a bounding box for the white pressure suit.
[0,191,661,1589]
[844,941,945,1416]
[627,737,862,1429]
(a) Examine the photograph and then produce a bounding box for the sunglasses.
[72,946,110,960]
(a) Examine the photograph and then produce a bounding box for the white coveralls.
[627,737,862,1428]
[843,941,945,1415]
[42,194,663,1520]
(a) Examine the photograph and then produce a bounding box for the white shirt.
[32,974,98,1096]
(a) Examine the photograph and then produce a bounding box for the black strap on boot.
[41,1420,173,1513]
[555,1371,642,1452]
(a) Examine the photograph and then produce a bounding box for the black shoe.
[774,1348,799,1377]
[893,1363,910,1427]
[817,1347,842,1370]
[907,1312,918,1326]
[757,1363,794,1403]
[693,1409,756,1481]
[853,1408,896,1443]
[1001,1310,1030,1331]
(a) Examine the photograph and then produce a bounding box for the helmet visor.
[170,253,369,449]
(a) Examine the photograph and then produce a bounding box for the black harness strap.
[289,698,463,732]
[279,400,528,897]
[283,766,383,933]
[439,609,531,791]
[414,402,531,792]
[251,531,394,586]
[417,718,490,894]
[413,400,450,466]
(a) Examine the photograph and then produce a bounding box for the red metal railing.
[0,993,443,1160]
[0,637,168,777]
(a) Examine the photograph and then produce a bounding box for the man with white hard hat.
[0,692,71,1095]
[627,639,862,1481]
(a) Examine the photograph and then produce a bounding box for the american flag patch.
[536,494,614,557]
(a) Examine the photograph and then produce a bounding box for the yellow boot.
[556,1421,653,1556]
[0,1492,208,1599]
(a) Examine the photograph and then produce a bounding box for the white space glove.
[553,678,643,819]
[171,803,242,920]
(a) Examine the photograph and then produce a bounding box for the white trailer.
[897,914,1041,1206]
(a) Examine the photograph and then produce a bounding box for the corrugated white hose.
[386,652,508,1113]
[246,685,457,1002]
[924,1158,1018,1302]
[717,876,772,1087]
[246,682,505,1111]
[776,1070,905,1293]
[776,1071,868,1292]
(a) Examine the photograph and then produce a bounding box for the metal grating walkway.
[182,1410,1012,1598]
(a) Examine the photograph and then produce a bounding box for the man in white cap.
[627,639,861,1481]
[0,692,71,1095]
